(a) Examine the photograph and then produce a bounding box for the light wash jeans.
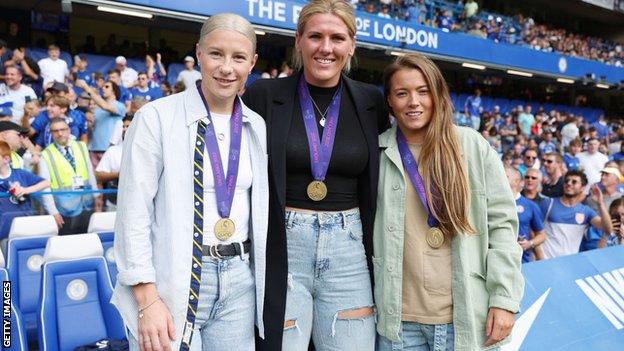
[377,322,500,351]
[282,208,375,351]
[129,254,255,351]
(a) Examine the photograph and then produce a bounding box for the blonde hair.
[383,53,475,236]
[293,0,356,72]
[199,13,257,52]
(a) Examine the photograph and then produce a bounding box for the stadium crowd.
[351,0,624,66]
[0,4,622,260]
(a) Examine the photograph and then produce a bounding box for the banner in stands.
[112,0,624,84]
[502,246,624,351]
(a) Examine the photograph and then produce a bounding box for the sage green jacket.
[373,125,524,350]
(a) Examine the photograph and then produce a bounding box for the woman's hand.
[484,307,515,347]
[137,298,176,351]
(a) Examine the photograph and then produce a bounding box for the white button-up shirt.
[111,86,268,345]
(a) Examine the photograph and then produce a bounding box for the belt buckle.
[209,245,223,260]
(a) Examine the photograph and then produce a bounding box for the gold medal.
[214,218,236,241]
[426,227,445,249]
[307,180,328,201]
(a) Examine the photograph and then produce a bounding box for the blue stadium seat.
[38,234,125,351]
[95,232,117,286]
[6,236,55,345]
[166,63,185,86]
[0,211,33,241]
[0,268,28,351]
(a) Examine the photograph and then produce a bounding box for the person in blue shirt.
[505,166,546,263]
[436,9,455,32]
[71,54,92,96]
[463,88,482,131]
[590,115,610,142]
[28,95,86,148]
[563,138,582,171]
[538,131,557,155]
[0,140,52,214]
[598,197,624,248]
[74,78,125,168]
[130,72,162,102]
[107,69,132,111]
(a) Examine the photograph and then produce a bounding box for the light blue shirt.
[89,101,125,151]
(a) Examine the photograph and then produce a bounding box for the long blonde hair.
[383,54,475,236]
[293,0,356,72]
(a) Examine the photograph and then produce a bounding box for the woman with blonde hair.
[112,13,268,351]
[243,0,389,350]
[374,53,523,350]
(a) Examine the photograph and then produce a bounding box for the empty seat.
[95,232,117,285]
[87,212,116,233]
[8,215,58,238]
[6,216,58,345]
[0,211,34,241]
[38,234,125,351]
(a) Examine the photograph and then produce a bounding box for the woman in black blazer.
[243,1,388,350]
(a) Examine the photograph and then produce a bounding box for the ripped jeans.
[282,208,375,351]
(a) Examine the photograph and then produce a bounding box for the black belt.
[202,239,251,259]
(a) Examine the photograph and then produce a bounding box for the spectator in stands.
[0,65,37,124]
[159,81,172,97]
[0,121,32,169]
[0,141,53,215]
[518,105,535,137]
[541,152,564,198]
[564,137,582,171]
[522,168,547,206]
[176,56,202,92]
[28,95,87,149]
[436,9,457,32]
[172,81,186,94]
[107,69,132,111]
[582,165,623,251]
[598,198,624,248]
[146,53,166,85]
[95,116,131,210]
[611,143,624,161]
[38,44,69,89]
[499,112,518,153]
[4,47,40,90]
[0,40,8,78]
[462,0,479,23]
[130,72,162,102]
[463,88,482,130]
[114,56,138,88]
[39,118,100,234]
[540,170,612,259]
[70,54,92,93]
[505,166,545,262]
[591,115,610,143]
[74,79,125,169]
[538,131,557,155]
[467,22,487,39]
[278,61,293,78]
[561,116,580,149]
[518,147,538,177]
[378,5,391,18]
[577,138,609,188]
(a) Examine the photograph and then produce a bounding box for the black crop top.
[285,82,369,211]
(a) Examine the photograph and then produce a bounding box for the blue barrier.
[0,189,117,198]
[111,0,624,84]
[502,246,624,350]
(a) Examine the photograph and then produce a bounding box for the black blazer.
[242,74,389,351]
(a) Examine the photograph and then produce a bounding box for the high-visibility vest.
[10,151,23,169]
[41,141,90,190]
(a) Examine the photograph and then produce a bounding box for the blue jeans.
[129,254,255,351]
[377,322,454,351]
[282,208,375,351]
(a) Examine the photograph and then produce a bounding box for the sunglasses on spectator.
[564,179,580,185]
[543,159,555,164]
[525,155,537,160]
[524,176,538,180]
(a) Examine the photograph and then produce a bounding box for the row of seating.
[1,212,123,351]
[449,92,604,122]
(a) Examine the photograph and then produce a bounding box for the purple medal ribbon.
[196,82,243,219]
[396,128,439,228]
[297,75,342,182]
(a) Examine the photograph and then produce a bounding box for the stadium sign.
[109,0,624,83]
[502,246,624,350]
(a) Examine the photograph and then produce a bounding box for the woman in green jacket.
[374,53,524,351]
